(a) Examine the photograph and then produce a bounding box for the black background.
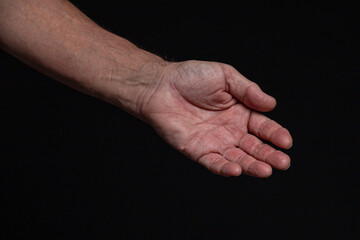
[1,1,359,239]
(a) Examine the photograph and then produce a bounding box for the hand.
[0,1,292,177]
[141,60,293,177]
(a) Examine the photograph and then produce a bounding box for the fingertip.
[221,162,242,177]
[271,128,293,149]
[267,95,277,111]
[265,150,291,170]
[247,161,272,178]
[284,163,291,171]
[259,165,273,178]
[246,85,277,112]
[281,132,293,149]
[260,96,276,112]
[278,155,291,170]
[232,165,242,176]
[263,90,277,110]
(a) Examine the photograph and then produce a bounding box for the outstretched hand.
[141,61,293,177]
[0,1,291,177]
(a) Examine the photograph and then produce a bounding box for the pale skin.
[0,0,293,178]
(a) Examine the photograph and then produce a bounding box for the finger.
[248,111,293,149]
[222,64,276,112]
[223,147,272,178]
[238,134,291,170]
[197,153,242,177]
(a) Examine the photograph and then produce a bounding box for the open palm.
[142,61,292,177]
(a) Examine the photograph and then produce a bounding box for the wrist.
[91,39,171,120]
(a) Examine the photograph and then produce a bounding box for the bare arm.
[0,0,166,118]
[0,0,293,177]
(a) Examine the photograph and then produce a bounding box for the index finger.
[248,111,293,149]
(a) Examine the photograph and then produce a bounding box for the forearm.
[0,0,167,117]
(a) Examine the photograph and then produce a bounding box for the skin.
[0,0,293,178]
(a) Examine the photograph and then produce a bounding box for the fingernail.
[284,164,291,170]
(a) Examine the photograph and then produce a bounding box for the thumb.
[223,65,277,112]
